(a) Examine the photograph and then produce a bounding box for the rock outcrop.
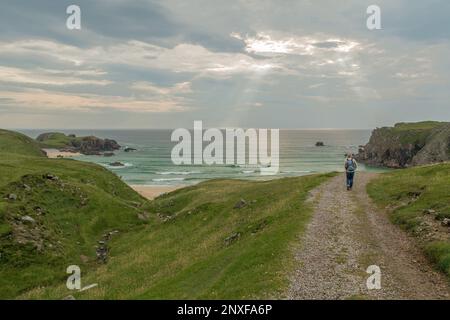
[356,122,450,168]
[37,132,120,155]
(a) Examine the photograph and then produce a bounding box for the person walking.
[345,153,357,190]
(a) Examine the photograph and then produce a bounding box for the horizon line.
[11,127,375,131]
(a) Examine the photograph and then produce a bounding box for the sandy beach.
[130,185,183,200]
[43,148,81,159]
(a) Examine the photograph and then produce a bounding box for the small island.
[37,132,120,156]
[109,161,125,167]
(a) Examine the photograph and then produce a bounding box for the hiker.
[345,153,357,190]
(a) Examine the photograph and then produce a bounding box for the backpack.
[346,159,356,172]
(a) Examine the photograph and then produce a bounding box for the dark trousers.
[346,171,355,188]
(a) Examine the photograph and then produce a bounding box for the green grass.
[392,121,444,132]
[0,130,45,157]
[375,121,445,146]
[36,132,83,149]
[367,163,450,277]
[0,128,335,299]
[20,173,334,299]
[0,130,151,299]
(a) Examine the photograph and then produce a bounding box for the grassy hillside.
[19,174,334,299]
[0,130,151,299]
[0,129,45,157]
[367,163,450,277]
[35,132,74,149]
[388,121,445,145]
[0,128,334,299]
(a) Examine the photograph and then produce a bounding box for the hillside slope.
[0,129,45,158]
[368,163,450,278]
[0,129,334,299]
[0,130,151,299]
[357,121,450,168]
[20,174,334,299]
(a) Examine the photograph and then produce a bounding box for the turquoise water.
[22,129,386,186]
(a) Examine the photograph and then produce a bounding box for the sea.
[20,129,386,186]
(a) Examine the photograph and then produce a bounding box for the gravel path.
[286,173,450,300]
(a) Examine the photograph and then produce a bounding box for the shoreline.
[43,148,81,159]
[130,184,183,200]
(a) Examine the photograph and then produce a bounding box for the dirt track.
[286,173,450,300]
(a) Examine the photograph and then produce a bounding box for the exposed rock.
[356,122,450,168]
[234,199,247,209]
[109,161,125,167]
[315,141,325,147]
[124,147,137,152]
[44,173,59,181]
[137,212,150,221]
[21,215,36,224]
[103,152,115,157]
[423,209,436,215]
[37,132,120,156]
[225,232,241,246]
[442,218,450,227]
[157,212,173,222]
[34,206,45,215]
[96,244,108,263]
[62,295,76,300]
[412,124,450,166]
[23,184,31,192]
[7,193,17,201]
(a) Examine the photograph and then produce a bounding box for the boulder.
[109,161,125,167]
[137,212,150,221]
[21,215,36,224]
[234,199,247,209]
[225,232,241,246]
[7,193,17,201]
[315,141,325,147]
[103,152,115,157]
[44,173,59,181]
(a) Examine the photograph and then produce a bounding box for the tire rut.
[286,173,450,300]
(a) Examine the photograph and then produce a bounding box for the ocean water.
[21,129,386,186]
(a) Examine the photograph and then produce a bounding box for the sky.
[0,0,449,129]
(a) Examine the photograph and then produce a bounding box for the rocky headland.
[36,132,120,156]
[356,121,450,168]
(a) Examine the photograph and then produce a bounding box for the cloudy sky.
[0,0,449,129]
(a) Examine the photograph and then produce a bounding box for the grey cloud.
[0,0,450,128]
